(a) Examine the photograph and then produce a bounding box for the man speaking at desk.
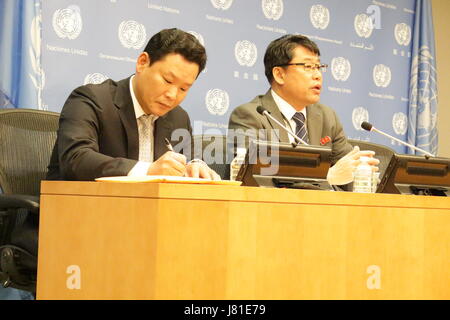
[47,28,220,181]
[228,34,378,186]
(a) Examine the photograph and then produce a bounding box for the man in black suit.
[47,28,220,181]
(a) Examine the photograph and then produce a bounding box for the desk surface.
[38,181,450,300]
[41,180,450,209]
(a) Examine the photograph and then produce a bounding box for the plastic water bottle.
[353,156,373,193]
[230,148,246,181]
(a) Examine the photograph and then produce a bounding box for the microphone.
[361,121,434,157]
[256,106,309,145]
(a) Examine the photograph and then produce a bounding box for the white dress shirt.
[271,89,307,144]
[127,76,159,176]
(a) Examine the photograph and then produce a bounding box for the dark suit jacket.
[47,77,193,181]
[228,90,352,164]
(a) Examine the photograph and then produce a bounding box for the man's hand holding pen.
[146,151,188,176]
[145,138,221,180]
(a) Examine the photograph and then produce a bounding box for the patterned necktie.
[138,114,153,162]
[292,112,308,143]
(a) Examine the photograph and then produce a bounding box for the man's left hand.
[186,161,221,180]
[327,146,380,186]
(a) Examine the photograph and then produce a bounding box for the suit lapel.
[306,103,323,145]
[114,77,139,160]
[260,91,289,143]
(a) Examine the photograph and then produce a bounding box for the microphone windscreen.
[256,106,268,115]
[361,121,373,131]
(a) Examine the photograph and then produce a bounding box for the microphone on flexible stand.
[360,121,434,158]
[256,106,309,146]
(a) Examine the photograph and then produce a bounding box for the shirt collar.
[129,75,158,122]
[271,89,307,121]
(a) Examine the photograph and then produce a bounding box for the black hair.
[263,34,320,84]
[144,28,207,74]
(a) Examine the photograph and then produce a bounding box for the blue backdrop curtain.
[408,0,438,155]
[0,0,43,109]
[0,0,440,154]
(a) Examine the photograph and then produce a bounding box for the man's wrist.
[128,161,151,176]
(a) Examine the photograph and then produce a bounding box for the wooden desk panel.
[37,181,450,299]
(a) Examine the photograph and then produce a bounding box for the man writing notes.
[228,34,378,186]
[47,28,220,181]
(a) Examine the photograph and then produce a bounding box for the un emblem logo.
[310,5,330,30]
[354,13,373,38]
[84,73,108,85]
[331,57,351,82]
[205,89,229,116]
[234,41,258,67]
[373,64,392,88]
[410,46,438,132]
[392,112,407,135]
[188,31,205,46]
[118,20,146,50]
[394,23,412,46]
[210,0,233,10]
[52,5,83,40]
[262,0,284,21]
[352,107,369,130]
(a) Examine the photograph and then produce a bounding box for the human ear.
[272,66,285,85]
[136,52,150,72]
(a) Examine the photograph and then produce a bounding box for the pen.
[164,138,174,152]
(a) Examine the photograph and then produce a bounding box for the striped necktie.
[292,112,308,143]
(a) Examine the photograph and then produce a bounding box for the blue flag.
[407,0,438,156]
[0,0,43,110]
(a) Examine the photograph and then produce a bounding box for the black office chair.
[192,134,231,180]
[0,108,60,294]
[348,139,396,190]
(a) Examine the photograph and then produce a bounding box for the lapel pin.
[320,136,331,145]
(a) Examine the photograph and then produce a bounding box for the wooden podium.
[37,181,450,299]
